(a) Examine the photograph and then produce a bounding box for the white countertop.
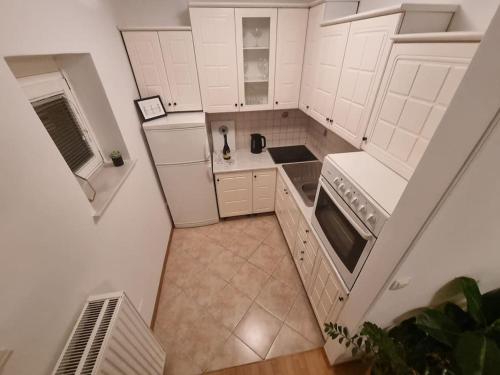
[212,149,276,174]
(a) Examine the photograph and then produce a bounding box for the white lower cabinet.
[275,171,347,333]
[252,169,276,213]
[215,169,276,218]
[293,215,319,290]
[275,174,300,248]
[215,171,253,218]
[309,250,347,337]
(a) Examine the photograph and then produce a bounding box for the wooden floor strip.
[205,348,370,375]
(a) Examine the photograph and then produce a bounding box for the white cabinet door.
[331,14,402,148]
[215,171,252,217]
[364,42,478,180]
[252,169,276,213]
[158,31,202,112]
[190,8,239,113]
[235,8,277,111]
[122,31,173,109]
[309,250,347,332]
[310,23,350,127]
[274,8,308,110]
[299,4,324,114]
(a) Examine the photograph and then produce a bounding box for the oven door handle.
[319,179,373,241]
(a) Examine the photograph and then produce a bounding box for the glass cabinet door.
[235,8,277,111]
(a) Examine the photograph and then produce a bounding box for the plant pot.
[111,156,124,167]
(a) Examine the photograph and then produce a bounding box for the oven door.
[311,177,376,291]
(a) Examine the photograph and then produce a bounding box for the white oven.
[311,153,401,291]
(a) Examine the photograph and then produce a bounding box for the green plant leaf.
[454,332,500,375]
[481,288,500,325]
[458,277,487,327]
[416,309,461,347]
[444,302,475,330]
[343,326,348,336]
[339,337,344,344]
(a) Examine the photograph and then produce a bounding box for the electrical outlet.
[0,350,12,370]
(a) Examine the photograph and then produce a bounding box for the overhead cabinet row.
[299,5,457,148]
[123,30,203,112]
[190,7,308,112]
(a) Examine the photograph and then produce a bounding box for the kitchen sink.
[282,161,322,207]
[267,145,317,164]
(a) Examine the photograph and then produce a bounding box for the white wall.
[108,0,309,27]
[0,1,172,374]
[365,112,500,326]
[358,0,500,31]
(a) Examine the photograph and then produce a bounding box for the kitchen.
[1,0,500,374]
[121,1,482,373]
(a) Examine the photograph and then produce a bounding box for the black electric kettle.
[250,133,266,154]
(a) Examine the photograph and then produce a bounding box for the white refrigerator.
[143,112,219,227]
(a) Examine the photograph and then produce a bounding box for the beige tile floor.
[154,214,324,375]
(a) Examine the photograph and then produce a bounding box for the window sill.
[87,159,137,218]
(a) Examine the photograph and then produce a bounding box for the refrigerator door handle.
[207,161,212,180]
[204,139,211,161]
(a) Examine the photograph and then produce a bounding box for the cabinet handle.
[326,117,329,122]
[240,103,244,107]
[173,102,177,106]
[275,101,278,105]
[306,105,309,109]
[305,229,309,233]
[339,296,344,302]
[303,240,307,244]
[235,103,238,107]
[300,258,304,261]
[216,178,220,182]
[168,102,172,106]
[254,175,256,178]
[329,119,333,123]
[300,251,304,254]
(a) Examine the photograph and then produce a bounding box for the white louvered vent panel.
[52,292,166,375]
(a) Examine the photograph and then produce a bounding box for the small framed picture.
[134,95,167,122]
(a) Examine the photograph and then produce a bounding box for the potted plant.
[110,150,124,167]
[325,277,500,375]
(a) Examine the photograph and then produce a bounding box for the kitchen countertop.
[212,149,276,174]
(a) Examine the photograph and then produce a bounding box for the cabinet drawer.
[217,172,252,190]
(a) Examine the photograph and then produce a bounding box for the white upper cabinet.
[122,31,173,109]
[158,31,202,112]
[190,8,240,113]
[299,4,325,114]
[274,8,308,110]
[364,41,479,179]
[331,14,402,148]
[235,8,277,111]
[309,23,350,126]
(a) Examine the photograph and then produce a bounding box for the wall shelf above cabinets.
[122,30,202,112]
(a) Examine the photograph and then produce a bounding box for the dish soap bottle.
[223,133,231,160]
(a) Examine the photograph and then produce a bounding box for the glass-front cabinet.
[235,8,277,111]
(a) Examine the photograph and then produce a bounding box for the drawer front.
[217,171,252,190]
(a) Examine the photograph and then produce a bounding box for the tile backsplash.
[207,109,309,150]
[207,109,357,159]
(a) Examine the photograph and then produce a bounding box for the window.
[20,72,103,178]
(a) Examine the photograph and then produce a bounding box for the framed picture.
[134,95,167,122]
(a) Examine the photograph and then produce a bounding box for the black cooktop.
[267,145,318,164]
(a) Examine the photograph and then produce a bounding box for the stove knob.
[367,214,376,226]
[358,205,367,214]
[351,197,358,206]
[333,177,340,186]
[345,190,352,198]
[339,183,345,191]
